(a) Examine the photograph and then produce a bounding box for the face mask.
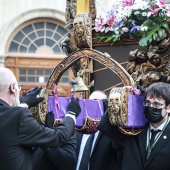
[144,106,164,123]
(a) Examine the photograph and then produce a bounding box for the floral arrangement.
[94,0,170,46]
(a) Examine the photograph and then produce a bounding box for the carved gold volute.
[65,0,96,28]
[73,13,92,48]
[126,32,170,87]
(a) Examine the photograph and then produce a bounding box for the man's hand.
[45,111,54,128]
[66,97,81,117]
[20,87,44,108]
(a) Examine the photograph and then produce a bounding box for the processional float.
[30,0,170,135]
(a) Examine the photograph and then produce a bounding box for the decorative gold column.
[77,0,90,14]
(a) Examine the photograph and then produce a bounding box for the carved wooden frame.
[47,48,135,89]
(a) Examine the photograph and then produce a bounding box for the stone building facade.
[0,0,71,93]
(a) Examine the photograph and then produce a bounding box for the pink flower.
[105,14,115,33]
[167,6,170,17]
[123,17,127,22]
[94,14,106,32]
[122,0,134,8]
[148,5,160,15]
[157,0,166,8]
[122,27,129,32]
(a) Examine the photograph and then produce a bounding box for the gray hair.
[0,67,17,93]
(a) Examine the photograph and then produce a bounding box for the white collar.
[150,117,169,131]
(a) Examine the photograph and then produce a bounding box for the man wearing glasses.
[98,82,170,170]
[0,67,81,170]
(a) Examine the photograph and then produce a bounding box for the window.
[59,71,69,83]
[9,21,69,54]
[19,69,50,83]
[19,69,69,83]
[6,19,71,89]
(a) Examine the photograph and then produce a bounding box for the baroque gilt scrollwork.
[65,0,96,27]
[108,92,121,125]
[164,61,170,83]
[108,86,134,126]
[60,35,78,56]
[30,88,48,124]
[65,0,71,22]
[108,86,144,135]
[47,49,135,90]
[46,48,135,135]
[73,12,92,48]
[89,0,96,25]
[65,0,77,22]
[148,31,170,53]
[126,35,170,87]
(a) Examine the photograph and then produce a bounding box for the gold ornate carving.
[54,119,62,126]
[65,0,96,28]
[148,31,170,53]
[65,0,71,22]
[73,13,92,48]
[108,92,121,124]
[108,86,143,135]
[76,116,100,134]
[47,49,135,90]
[30,88,48,124]
[60,35,78,56]
[48,86,69,97]
[108,86,134,126]
[90,0,96,25]
[70,0,77,19]
[137,71,164,87]
[164,61,170,83]
[118,127,142,136]
[126,43,170,87]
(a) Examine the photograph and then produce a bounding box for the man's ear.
[9,83,15,94]
[166,104,170,113]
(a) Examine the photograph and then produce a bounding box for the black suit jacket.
[32,132,77,170]
[0,99,75,170]
[76,131,123,170]
[98,111,170,170]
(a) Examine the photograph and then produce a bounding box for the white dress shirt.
[76,131,99,170]
[146,118,169,149]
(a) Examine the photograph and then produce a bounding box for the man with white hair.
[76,90,123,170]
[0,67,81,170]
[88,90,107,100]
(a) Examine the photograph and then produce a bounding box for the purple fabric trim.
[48,96,104,128]
[126,94,147,128]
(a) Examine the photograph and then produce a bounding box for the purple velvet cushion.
[76,99,104,128]
[47,96,104,128]
[126,94,147,128]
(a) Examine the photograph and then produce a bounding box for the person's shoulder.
[12,106,32,117]
[0,105,29,112]
[0,106,32,122]
[13,106,30,111]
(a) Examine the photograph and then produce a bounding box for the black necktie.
[150,129,161,147]
[147,129,161,159]
[79,134,95,170]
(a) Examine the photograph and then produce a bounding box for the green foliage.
[94,0,170,47]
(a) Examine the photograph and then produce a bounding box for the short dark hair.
[146,82,170,105]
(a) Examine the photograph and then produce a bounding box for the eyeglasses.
[14,83,23,90]
[18,84,23,90]
[143,100,165,108]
